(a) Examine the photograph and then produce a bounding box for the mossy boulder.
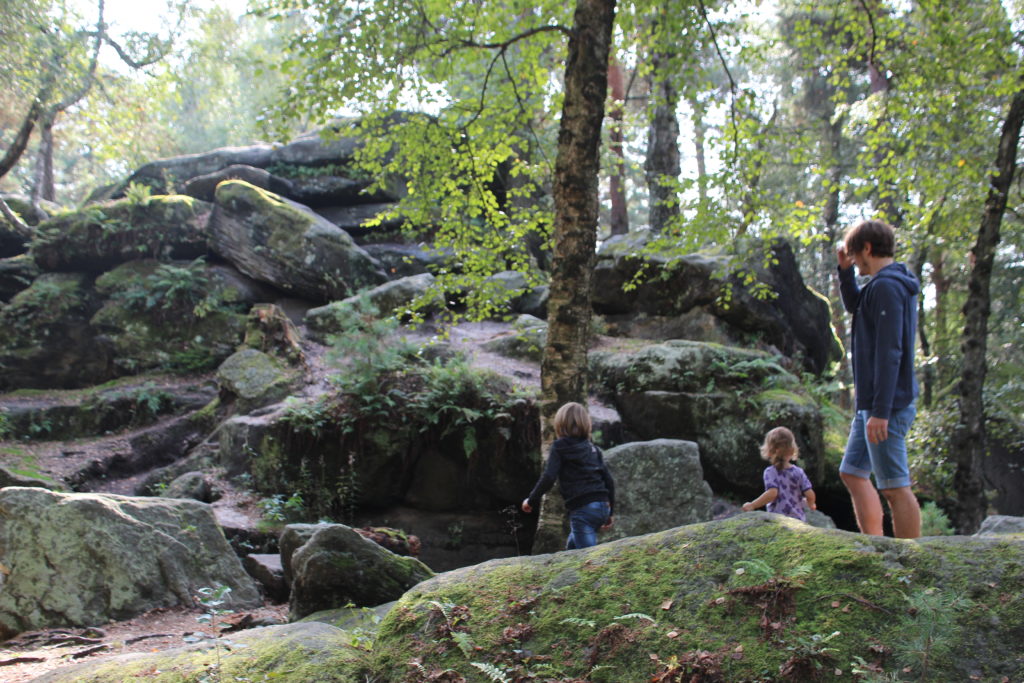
[0,272,112,390]
[305,272,442,341]
[0,254,39,302]
[90,259,247,374]
[30,621,370,682]
[0,487,261,639]
[29,196,210,272]
[0,376,215,441]
[592,238,841,375]
[218,390,540,515]
[289,523,434,619]
[590,340,825,496]
[209,180,387,302]
[601,439,713,542]
[369,513,1024,682]
[481,314,547,362]
[216,348,302,413]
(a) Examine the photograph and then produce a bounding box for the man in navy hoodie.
[836,219,922,539]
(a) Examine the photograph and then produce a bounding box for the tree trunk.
[644,53,681,234]
[533,0,616,554]
[950,88,1024,534]
[689,94,708,206]
[0,100,43,181]
[32,114,57,205]
[820,114,852,410]
[607,57,628,236]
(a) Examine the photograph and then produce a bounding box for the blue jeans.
[839,403,916,489]
[566,501,610,550]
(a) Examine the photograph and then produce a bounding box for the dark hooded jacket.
[839,261,920,419]
[527,436,615,513]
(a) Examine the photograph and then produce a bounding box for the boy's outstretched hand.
[521,499,532,514]
[600,516,614,531]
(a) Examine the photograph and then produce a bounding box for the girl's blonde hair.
[553,402,592,439]
[761,426,799,469]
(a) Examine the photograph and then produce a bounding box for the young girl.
[742,426,816,521]
[521,402,615,550]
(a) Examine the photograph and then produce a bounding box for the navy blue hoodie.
[527,436,615,513]
[839,262,920,419]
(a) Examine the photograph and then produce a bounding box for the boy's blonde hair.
[761,426,799,469]
[553,402,592,439]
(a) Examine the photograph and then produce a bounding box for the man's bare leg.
[882,486,921,539]
[841,472,884,535]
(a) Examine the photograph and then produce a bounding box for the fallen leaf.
[841,605,851,613]
[666,631,679,639]
[834,669,843,676]
[660,598,674,611]
[831,601,841,608]
[714,597,726,605]
[735,567,746,575]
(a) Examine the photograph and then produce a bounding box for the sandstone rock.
[209,180,387,302]
[29,196,210,273]
[590,340,824,496]
[377,514,1024,682]
[481,314,547,362]
[159,471,219,503]
[0,254,39,302]
[31,621,365,682]
[304,273,441,340]
[0,272,111,390]
[216,348,302,413]
[601,439,713,542]
[288,523,433,619]
[243,553,288,602]
[182,164,295,202]
[974,514,1024,536]
[0,487,260,639]
[592,238,841,375]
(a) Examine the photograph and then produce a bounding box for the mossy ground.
[370,514,1024,682]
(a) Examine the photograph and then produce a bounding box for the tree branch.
[695,0,739,159]
[0,197,33,239]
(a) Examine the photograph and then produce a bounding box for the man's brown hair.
[844,219,896,258]
[553,402,592,439]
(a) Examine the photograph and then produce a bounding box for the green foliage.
[919,501,955,537]
[258,492,306,525]
[0,411,11,440]
[123,181,154,206]
[732,558,813,587]
[895,588,975,679]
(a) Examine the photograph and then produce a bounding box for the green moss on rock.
[370,514,1024,682]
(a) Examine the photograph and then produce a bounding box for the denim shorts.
[839,403,916,489]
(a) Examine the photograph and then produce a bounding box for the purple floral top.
[763,464,813,521]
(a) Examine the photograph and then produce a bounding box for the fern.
[560,617,597,629]
[451,631,475,657]
[615,612,656,623]
[470,661,511,682]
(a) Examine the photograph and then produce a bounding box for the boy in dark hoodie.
[521,402,615,549]
[836,219,922,538]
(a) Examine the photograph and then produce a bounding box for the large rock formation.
[209,180,387,301]
[27,515,1024,682]
[592,237,841,375]
[0,272,112,390]
[29,196,210,272]
[590,339,824,496]
[0,488,261,639]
